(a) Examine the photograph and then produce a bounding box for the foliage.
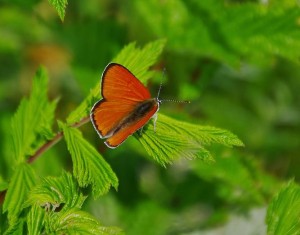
[191,147,280,209]
[3,163,36,225]
[27,204,45,235]
[60,122,118,198]
[0,38,245,233]
[25,171,86,209]
[266,180,300,235]
[138,113,243,166]
[131,0,300,66]
[3,67,53,227]
[1,66,122,233]
[25,172,122,234]
[113,39,166,84]
[45,208,123,235]
[1,0,300,234]
[10,67,56,164]
[48,0,68,21]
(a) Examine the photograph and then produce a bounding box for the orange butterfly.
[90,63,160,148]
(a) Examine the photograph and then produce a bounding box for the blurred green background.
[0,0,300,234]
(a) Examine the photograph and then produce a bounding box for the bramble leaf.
[0,176,8,191]
[113,39,166,84]
[133,0,300,65]
[60,122,118,198]
[266,180,300,235]
[3,219,25,235]
[3,163,37,224]
[27,204,45,235]
[26,171,86,211]
[48,0,68,21]
[191,149,279,207]
[137,113,243,166]
[10,66,56,163]
[45,208,123,235]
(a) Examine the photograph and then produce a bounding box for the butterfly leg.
[138,126,144,136]
[153,113,158,133]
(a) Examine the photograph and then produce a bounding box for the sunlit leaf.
[137,113,243,166]
[48,0,68,21]
[60,122,118,198]
[267,180,300,235]
[113,39,166,84]
[26,171,86,211]
[3,163,37,224]
[10,66,56,163]
[46,208,123,235]
[133,0,300,65]
[27,204,45,235]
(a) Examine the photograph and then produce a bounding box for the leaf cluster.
[267,181,300,235]
[1,65,119,234]
[0,38,247,234]
[1,0,300,232]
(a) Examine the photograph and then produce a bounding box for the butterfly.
[90,63,160,148]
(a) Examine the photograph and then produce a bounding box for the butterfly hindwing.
[91,98,138,138]
[105,102,159,148]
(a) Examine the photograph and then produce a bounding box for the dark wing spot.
[112,99,157,135]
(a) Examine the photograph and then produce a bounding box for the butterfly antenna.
[160,99,191,104]
[156,68,191,104]
[156,67,166,100]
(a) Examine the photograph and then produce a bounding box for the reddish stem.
[0,115,91,205]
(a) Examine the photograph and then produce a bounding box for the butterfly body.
[90,63,160,148]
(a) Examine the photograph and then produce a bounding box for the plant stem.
[0,116,91,205]
[27,132,63,163]
[27,116,90,163]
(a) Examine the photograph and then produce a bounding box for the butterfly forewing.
[101,63,151,101]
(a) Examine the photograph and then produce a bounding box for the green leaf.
[191,148,279,207]
[133,0,238,65]
[3,163,37,224]
[10,66,56,163]
[221,3,300,65]
[122,201,170,235]
[137,113,243,166]
[60,122,118,198]
[66,90,98,125]
[0,175,8,191]
[3,219,25,235]
[45,208,123,235]
[113,39,166,84]
[48,0,68,21]
[26,171,86,210]
[27,204,45,235]
[132,0,300,65]
[266,180,300,235]
[66,39,166,124]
